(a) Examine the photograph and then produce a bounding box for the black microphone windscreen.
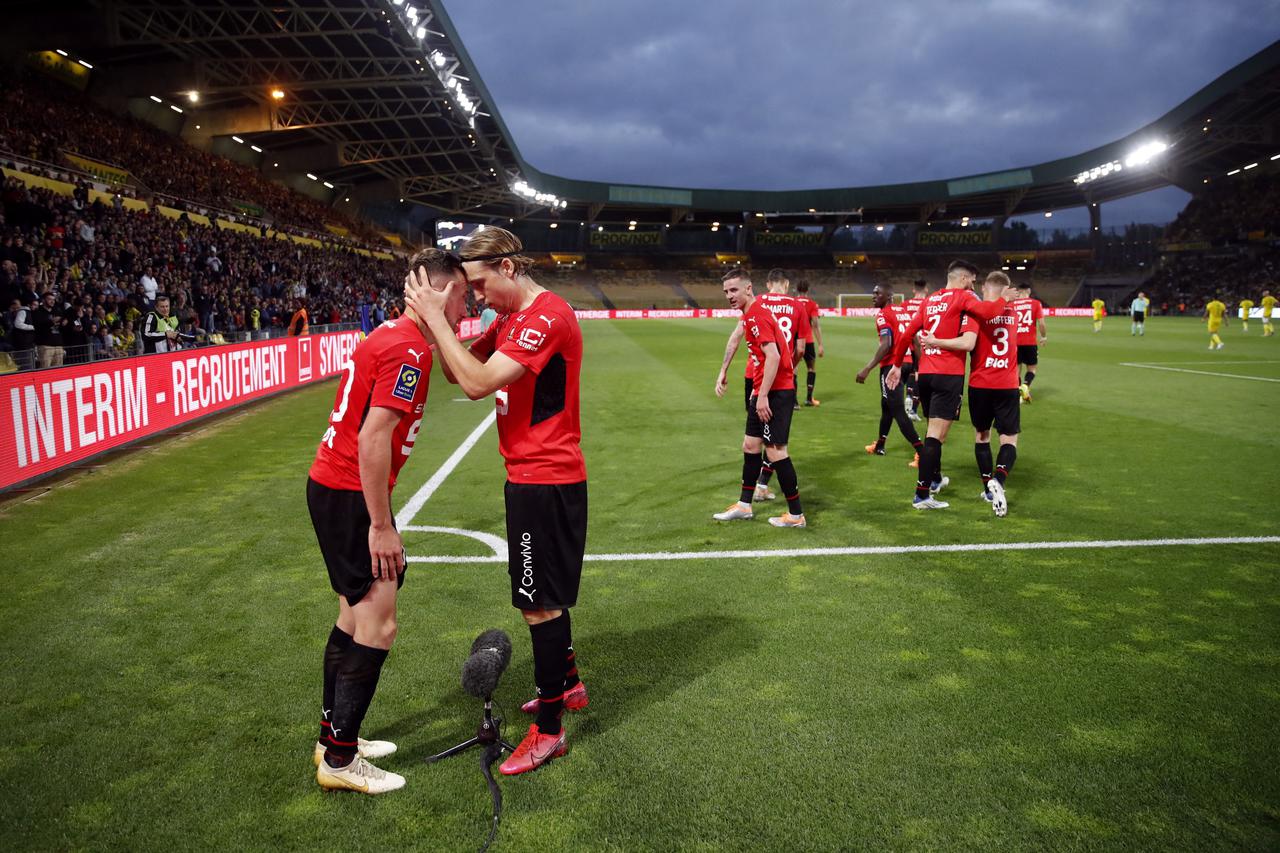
[461,651,503,698]
[469,628,512,671]
[461,629,513,697]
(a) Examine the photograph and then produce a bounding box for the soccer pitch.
[4,315,1278,851]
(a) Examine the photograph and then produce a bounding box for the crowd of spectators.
[1131,171,1278,312]
[1142,250,1278,314]
[1164,172,1280,244]
[0,73,385,244]
[0,173,413,370]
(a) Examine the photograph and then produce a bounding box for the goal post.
[837,292,904,311]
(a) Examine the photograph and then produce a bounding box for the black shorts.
[1131,312,1145,323]
[878,365,903,402]
[803,341,817,368]
[745,389,796,445]
[744,376,754,414]
[1016,345,1038,366]
[504,481,588,611]
[968,387,1021,436]
[916,373,963,421]
[307,477,404,605]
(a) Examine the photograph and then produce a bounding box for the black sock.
[917,437,942,499]
[771,456,803,515]
[995,444,1017,484]
[326,641,389,767]
[877,405,893,448]
[806,371,816,401]
[320,625,353,745]
[530,613,572,734]
[740,452,763,503]
[975,442,994,490]
[1024,371,1036,387]
[562,609,580,690]
[757,454,774,487]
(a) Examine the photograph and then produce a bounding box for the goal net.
[837,293,904,311]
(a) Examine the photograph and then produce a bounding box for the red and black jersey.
[796,295,820,341]
[471,290,586,484]
[741,298,796,394]
[1011,297,1044,346]
[893,287,1009,375]
[309,318,432,492]
[874,303,918,367]
[961,305,1020,389]
[757,293,810,353]
[900,297,925,364]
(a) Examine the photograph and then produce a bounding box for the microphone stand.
[426,696,518,852]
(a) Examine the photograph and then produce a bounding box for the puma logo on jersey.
[407,347,424,362]
[538,314,555,327]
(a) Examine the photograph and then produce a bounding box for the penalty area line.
[1120,362,1280,383]
[405,535,1280,564]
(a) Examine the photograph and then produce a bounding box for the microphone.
[461,629,512,699]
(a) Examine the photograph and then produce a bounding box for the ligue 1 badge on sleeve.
[392,364,422,401]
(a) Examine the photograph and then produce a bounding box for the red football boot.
[521,681,589,714]
[499,724,567,776]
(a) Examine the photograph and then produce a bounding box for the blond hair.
[985,271,1011,288]
[459,226,535,276]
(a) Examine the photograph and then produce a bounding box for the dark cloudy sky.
[442,1,1278,229]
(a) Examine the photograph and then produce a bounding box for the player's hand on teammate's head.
[404,265,453,319]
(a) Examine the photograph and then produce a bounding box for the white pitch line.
[405,535,1280,564]
[1123,359,1280,365]
[394,410,496,528]
[1120,363,1280,383]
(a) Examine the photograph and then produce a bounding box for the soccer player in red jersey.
[403,227,588,776]
[1011,283,1047,402]
[901,279,929,419]
[886,260,1014,509]
[754,269,809,485]
[794,278,824,406]
[713,268,806,527]
[920,271,1021,517]
[855,284,923,466]
[306,248,468,794]
[714,269,807,501]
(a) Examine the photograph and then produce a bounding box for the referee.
[1130,291,1149,336]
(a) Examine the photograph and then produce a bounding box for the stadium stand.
[0,172,405,370]
[0,74,385,245]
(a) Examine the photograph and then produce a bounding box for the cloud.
[442,0,1276,218]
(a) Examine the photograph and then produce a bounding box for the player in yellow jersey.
[1261,290,1276,337]
[1238,298,1254,333]
[1204,295,1227,349]
[1091,297,1106,332]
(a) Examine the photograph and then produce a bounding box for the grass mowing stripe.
[1120,362,1280,382]
[394,409,496,527]
[404,534,1280,563]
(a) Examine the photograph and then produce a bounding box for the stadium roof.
[20,3,1280,230]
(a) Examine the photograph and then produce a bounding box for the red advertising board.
[1,320,485,491]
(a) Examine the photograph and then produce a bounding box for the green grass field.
[3,315,1279,851]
